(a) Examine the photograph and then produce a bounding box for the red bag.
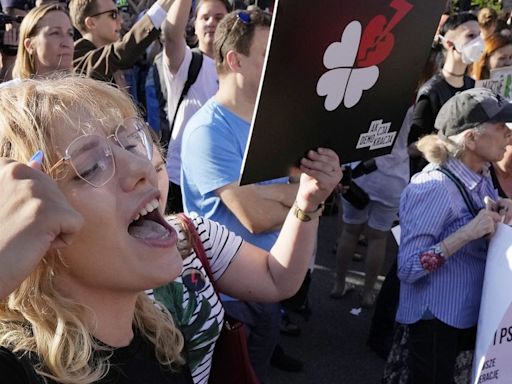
[178,214,260,384]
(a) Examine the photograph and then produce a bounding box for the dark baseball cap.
[435,88,512,137]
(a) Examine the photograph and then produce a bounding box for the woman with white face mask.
[408,12,482,175]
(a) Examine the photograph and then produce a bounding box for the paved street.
[269,212,398,384]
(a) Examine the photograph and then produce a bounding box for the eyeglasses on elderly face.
[49,117,153,188]
[89,8,119,20]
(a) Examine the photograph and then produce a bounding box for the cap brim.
[490,103,512,124]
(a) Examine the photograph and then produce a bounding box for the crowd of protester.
[1,0,512,383]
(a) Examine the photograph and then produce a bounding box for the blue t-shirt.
[181,98,283,251]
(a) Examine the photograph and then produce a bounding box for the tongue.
[128,219,171,240]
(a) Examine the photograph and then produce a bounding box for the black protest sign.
[240,0,445,185]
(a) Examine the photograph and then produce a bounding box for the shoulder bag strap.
[437,166,480,217]
[177,214,220,295]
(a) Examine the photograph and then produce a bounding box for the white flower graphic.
[316,21,379,111]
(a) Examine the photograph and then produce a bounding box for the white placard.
[472,224,512,383]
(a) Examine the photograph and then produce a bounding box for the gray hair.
[416,126,484,165]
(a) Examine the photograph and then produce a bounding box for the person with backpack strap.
[160,0,231,214]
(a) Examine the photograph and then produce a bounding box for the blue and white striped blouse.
[396,158,498,328]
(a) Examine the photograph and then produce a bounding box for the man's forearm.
[218,183,298,234]
[255,183,299,208]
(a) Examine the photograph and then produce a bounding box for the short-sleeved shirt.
[164,46,219,185]
[150,215,243,384]
[180,97,282,251]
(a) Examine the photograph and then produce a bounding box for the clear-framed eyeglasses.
[49,117,153,188]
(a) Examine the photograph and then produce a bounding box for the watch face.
[182,268,207,292]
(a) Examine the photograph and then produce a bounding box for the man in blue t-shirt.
[181,9,302,381]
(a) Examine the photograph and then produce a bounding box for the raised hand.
[0,158,83,298]
[296,148,342,212]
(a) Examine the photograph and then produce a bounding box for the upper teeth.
[132,198,159,222]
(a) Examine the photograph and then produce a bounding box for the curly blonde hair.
[0,76,185,383]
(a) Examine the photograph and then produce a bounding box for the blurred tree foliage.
[449,0,502,12]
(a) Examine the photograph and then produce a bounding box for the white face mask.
[455,35,485,64]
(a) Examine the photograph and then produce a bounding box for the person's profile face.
[237,26,270,102]
[29,11,74,75]
[88,0,121,45]
[471,121,512,163]
[449,20,481,49]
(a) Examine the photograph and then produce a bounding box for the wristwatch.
[291,201,324,222]
[432,243,446,259]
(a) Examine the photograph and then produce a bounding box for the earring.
[28,52,35,73]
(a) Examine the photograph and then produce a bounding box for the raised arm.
[163,0,191,74]
[216,148,342,302]
[73,0,175,80]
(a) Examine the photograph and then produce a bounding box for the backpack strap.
[152,51,171,139]
[160,49,204,156]
[437,166,480,217]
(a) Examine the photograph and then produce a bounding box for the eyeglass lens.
[67,135,115,187]
[115,118,153,161]
[66,118,152,187]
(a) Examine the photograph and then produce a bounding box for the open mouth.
[128,198,175,242]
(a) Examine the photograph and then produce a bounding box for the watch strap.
[292,201,324,222]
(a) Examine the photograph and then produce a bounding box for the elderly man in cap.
[396,88,512,384]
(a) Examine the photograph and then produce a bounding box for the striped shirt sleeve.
[191,215,243,281]
[397,175,454,283]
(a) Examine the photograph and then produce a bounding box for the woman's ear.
[24,37,34,55]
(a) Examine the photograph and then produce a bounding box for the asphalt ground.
[268,210,399,384]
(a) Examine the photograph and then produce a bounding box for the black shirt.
[408,73,475,145]
[0,332,193,384]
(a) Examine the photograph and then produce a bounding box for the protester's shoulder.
[406,166,451,196]
[416,73,444,98]
[0,347,33,383]
[463,75,476,89]
[73,37,96,56]
[201,51,216,71]
[184,99,228,137]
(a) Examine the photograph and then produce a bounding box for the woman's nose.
[115,146,157,192]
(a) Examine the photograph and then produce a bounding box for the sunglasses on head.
[217,11,253,63]
[90,8,119,20]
